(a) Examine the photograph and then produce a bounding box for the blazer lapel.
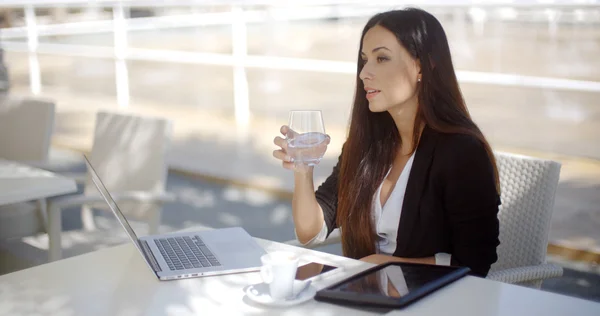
[394,125,438,255]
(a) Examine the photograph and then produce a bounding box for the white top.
[300,153,416,255]
[1,228,598,316]
[299,153,452,264]
[373,153,415,254]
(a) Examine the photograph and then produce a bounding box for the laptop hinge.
[140,240,162,273]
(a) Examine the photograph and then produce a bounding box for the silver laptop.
[84,156,266,280]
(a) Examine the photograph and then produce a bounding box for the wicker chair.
[286,151,564,288]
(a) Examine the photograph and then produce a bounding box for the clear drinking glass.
[286,110,327,166]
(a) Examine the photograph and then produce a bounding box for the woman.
[273,8,501,277]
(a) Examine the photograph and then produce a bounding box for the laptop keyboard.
[154,235,221,271]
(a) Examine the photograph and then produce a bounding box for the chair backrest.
[84,111,172,198]
[490,152,561,272]
[0,96,55,163]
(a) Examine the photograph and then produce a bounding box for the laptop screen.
[83,155,150,268]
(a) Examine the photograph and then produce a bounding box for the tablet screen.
[328,264,460,298]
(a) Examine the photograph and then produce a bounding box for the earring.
[417,78,421,82]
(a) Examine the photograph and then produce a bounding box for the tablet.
[314,262,470,309]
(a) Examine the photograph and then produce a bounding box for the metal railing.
[1,0,599,126]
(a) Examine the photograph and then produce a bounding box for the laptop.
[84,156,266,280]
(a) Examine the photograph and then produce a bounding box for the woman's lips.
[366,89,380,100]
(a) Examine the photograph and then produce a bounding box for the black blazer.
[315,125,501,277]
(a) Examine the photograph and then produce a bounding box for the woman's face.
[359,25,421,113]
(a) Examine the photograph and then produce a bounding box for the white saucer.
[244,281,317,307]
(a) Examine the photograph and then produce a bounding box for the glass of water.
[286,110,327,166]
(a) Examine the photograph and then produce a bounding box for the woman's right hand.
[276,125,329,244]
[272,125,330,172]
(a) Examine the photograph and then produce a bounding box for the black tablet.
[314,262,470,309]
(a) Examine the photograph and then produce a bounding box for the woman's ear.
[415,59,422,81]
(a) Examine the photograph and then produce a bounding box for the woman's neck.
[388,100,420,155]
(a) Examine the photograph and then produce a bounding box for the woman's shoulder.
[428,130,493,170]
[433,130,488,156]
[427,130,497,191]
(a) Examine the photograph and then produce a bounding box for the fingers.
[275,126,329,172]
[281,125,299,138]
[282,161,295,170]
[310,135,330,153]
[273,136,287,150]
[280,125,289,136]
[274,127,293,170]
[317,135,331,149]
[274,149,316,171]
[272,149,293,162]
[275,152,313,171]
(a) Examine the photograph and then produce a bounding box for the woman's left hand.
[360,254,436,265]
[359,254,402,265]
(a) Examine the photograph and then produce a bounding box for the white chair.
[0,97,55,241]
[47,111,175,261]
[486,152,563,288]
[285,151,564,288]
[0,96,55,164]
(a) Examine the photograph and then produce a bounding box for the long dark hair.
[337,8,500,259]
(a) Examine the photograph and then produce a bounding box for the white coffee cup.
[260,251,299,300]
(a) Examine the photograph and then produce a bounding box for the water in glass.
[286,110,327,166]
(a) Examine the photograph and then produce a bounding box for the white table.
[0,234,598,316]
[0,159,77,206]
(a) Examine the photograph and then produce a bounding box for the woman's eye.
[377,56,389,63]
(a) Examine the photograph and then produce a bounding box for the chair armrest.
[487,263,563,284]
[284,229,342,249]
[49,191,176,209]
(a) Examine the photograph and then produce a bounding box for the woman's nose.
[359,66,373,81]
